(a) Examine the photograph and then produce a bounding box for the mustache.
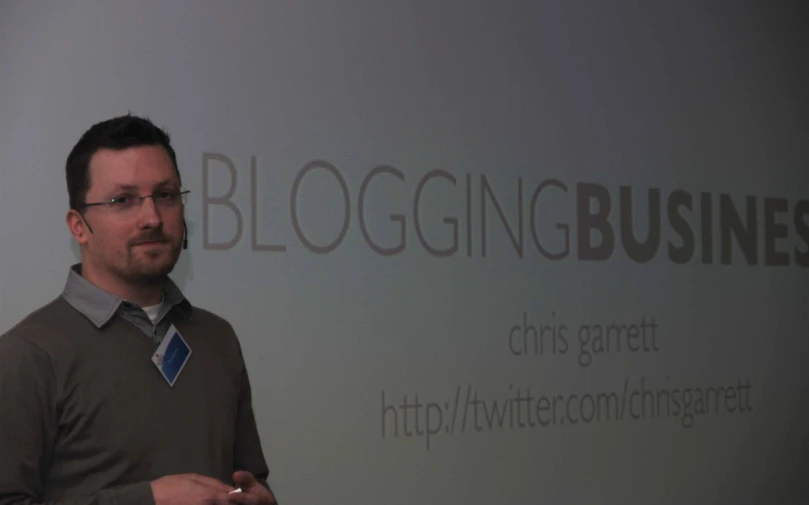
[130,231,170,246]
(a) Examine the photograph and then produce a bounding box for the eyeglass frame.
[79,188,191,212]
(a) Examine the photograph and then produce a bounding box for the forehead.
[87,145,178,192]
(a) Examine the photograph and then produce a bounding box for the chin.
[124,263,176,285]
[126,248,181,283]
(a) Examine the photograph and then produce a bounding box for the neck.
[80,262,164,307]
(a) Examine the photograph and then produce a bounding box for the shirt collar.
[61,263,192,328]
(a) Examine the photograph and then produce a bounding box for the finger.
[227,491,271,505]
[232,471,257,488]
[213,492,238,505]
[187,474,237,493]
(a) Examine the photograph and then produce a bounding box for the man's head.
[65,114,186,289]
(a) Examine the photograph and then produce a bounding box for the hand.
[228,471,277,505]
[151,473,237,505]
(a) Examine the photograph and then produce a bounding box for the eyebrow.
[110,180,178,192]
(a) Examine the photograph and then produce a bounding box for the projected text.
[201,154,809,266]
[381,377,754,449]
[508,313,661,367]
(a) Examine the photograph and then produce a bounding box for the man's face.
[80,145,184,286]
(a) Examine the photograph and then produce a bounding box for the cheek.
[165,216,185,239]
[98,224,133,251]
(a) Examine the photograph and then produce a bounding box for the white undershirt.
[141,294,164,324]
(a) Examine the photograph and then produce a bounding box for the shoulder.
[0,297,85,355]
[0,298,74,384]
[182,305,247,362]
[189,306,237,332]
[186,306,242,347]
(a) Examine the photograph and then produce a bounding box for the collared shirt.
[61,263,193,343]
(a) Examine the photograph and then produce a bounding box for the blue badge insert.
[151,324,192,387]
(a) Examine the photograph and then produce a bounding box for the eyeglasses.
[81,189,190,213]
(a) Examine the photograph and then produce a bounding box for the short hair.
[65,114,181,210]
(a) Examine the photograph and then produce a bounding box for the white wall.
[1,1,808,503]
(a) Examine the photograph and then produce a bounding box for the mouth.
[133,240,167,247]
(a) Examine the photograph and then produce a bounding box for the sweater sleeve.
[0,335,156,505]
[232,365,276,502]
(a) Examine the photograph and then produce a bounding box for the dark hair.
[65,114,181,210]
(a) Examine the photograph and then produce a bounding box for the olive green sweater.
[0,294,272,505]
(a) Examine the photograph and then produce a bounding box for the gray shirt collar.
[61,263,192,328]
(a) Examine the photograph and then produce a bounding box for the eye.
[155,190,174,200]
[111,194,135,205]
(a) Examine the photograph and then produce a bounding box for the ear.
[66,209,91,245]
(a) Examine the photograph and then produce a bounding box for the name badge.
[151,324,192,387]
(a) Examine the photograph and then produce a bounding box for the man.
[0,115,278,505]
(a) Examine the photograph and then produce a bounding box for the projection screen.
[1,2,807,504]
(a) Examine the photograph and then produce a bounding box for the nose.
[137,196,163,229]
